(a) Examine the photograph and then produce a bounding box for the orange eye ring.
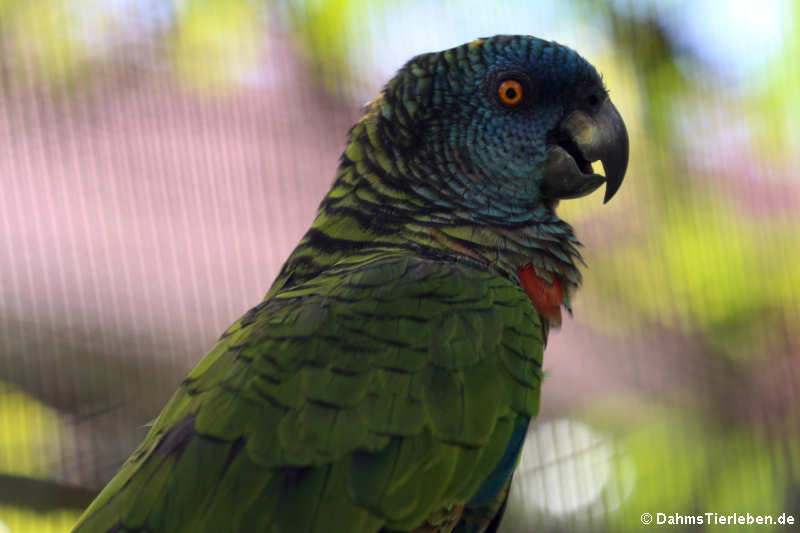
[498,79,523,105]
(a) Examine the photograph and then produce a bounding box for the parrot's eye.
[497,79,524,106]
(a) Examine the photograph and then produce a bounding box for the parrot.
[73,34,628,533]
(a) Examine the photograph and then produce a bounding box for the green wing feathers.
[73,250,544,533]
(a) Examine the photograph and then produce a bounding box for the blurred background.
[1,0,798,531]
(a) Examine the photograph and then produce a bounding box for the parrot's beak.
[541,97,629,203]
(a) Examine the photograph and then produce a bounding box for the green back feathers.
[73,250,544,533]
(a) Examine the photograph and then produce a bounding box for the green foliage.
[0,383,80,532]
[603,409,793,533]
[1,0,88,88]
[0,506,81,533]
[172,0,264,91]
[286,0,400,93]
[752,1,800,157]
[287,0,370,89]
[588,196,800,355]
[0,382,63,477]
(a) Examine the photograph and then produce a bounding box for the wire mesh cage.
[1,1,798,531]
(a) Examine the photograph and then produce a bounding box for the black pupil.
[505,87,517,100]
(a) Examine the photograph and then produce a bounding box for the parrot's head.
[372,34,629,223]
[301,35,630,317]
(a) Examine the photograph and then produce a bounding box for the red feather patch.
[517,263,563,325]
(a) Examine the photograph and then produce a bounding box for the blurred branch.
[0,473,95,511]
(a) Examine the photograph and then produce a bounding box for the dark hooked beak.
[541,97,629,203]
